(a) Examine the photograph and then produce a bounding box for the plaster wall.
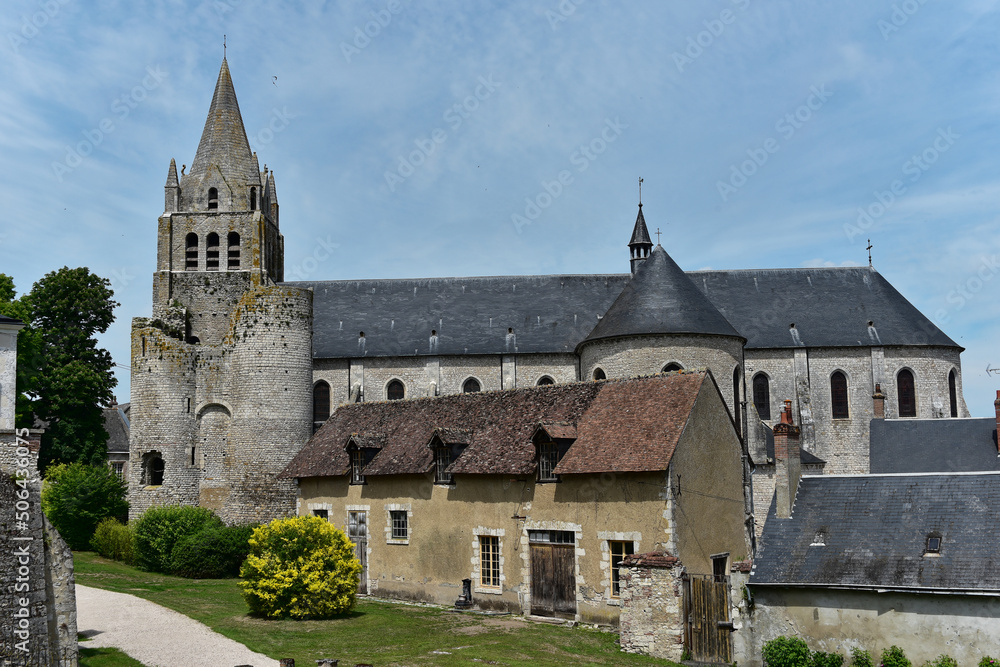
[742,587,1000,667]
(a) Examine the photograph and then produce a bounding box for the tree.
[25,267,119,471]
[239,516,361,618]
[40,462,128,551]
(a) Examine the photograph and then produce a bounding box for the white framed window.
[473,527,505,594]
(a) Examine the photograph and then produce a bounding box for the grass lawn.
[79,644,147,667]
[74,552,679,666]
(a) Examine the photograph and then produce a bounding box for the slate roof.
[0,315,23,326]
[287,266,956,359]
[103,405,130,455]
[870,418,999,473]
[185,58,258,186]
[751,473,1000,592]
[582,245,743,344]
[628,205,652,246]
[280,371,711,480]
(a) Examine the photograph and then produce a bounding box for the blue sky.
[2,0,999,417]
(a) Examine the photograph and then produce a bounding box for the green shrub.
[813,652,845,667]
[41,463,128,550]
[928,657,957,667]
[169,523,258,578]
[979,658,998,667]
[90,517,135,564]
[763,637,811,667]
[851,648,874,667]
[239,516,361,619]
[881,646,911,667]
[132,505,223,572]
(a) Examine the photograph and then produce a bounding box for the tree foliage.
[10,267,119,471]
[41,462,128,550]
[239,516,361,619]
[132,504,224,572]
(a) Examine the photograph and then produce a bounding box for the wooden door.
[530,544,576,618]
[348,511,368,594]
[684,574,732,663]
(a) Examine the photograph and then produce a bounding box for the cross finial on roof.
[867,238,873,267]
[656,228,662,244]
[638,177,643,207]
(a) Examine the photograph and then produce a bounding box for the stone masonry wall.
[618,553,684,661]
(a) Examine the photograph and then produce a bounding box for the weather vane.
[224,34,227,58]
[638,177,643,206]
[867,238,873,267]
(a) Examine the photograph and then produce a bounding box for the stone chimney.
[773,399,801,519]
[994,390,1000,454]
[873,383,885,420]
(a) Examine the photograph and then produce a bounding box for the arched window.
[752,373,771,420]
[205,233,220,271]
[897,369,916,417]
[185,233,198,270]
[207,187,218,210]
[662,362,683,373]
[462,378,481,393]
[312,381,331,433]
[386,379,405,401]
[949,370,958,418]
[593,367,606,381]
[831,371,849,419]
[536,376,555,386]
[249,187,257,211]
[227,232,241,270]
[732,367,742,436]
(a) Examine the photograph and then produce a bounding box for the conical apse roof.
[582,245,743,344]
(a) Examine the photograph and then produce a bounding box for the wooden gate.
[684,574,732,663]
[348,511,368,594]
[530,544,576,618]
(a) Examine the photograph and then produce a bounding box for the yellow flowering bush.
[239,515,361,619]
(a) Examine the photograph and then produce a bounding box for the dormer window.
[537,440,559,482]
[350,448,365,485]
[207,187,218,210]
[434,444,452,484]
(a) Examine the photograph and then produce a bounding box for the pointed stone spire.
[188,58,257,184]
[628,204,653,274]
[164,158,180,212]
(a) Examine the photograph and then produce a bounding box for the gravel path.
[76,584,279,667]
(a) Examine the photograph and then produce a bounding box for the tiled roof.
[870,418,999,473]
[288,266,956,358]
[582,245,743,344]
[281,371,711,480]
[751,473,1000,592]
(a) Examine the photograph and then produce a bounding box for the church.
[127,58,970,531]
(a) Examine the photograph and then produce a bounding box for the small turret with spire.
[628,178,653,274]
[164,158,180,213]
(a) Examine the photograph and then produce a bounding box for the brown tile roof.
[534,422,578,441]
[281,371,711,480]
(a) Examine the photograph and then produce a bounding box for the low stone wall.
[617,552,684,661]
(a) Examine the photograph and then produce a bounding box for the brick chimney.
[873,383,885,420]
[773,399,801,519]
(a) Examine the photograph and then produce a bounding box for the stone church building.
[127,58,970,528]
